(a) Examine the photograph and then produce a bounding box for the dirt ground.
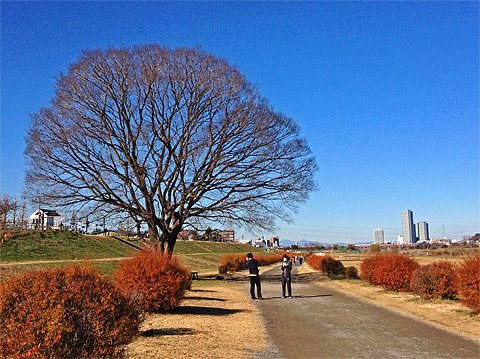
[125,280,269,359]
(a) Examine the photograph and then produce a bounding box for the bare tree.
[0,195,13,228]
[26,46,317,254]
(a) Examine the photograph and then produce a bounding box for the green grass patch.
[0,230,137,261]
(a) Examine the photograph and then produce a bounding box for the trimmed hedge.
[410,261,457,299]
[0,264,140,358]
[456,254,480,314]
[115,247,192,313]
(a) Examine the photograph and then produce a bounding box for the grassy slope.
[0,230,137,261]
[0,230,267,278]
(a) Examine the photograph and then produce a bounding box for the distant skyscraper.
[417,222,430,241]
[402,209,416,244]
[373,228,384,244]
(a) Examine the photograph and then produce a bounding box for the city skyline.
[1,2,478,243]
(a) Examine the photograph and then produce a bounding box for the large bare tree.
[26,46,317,254]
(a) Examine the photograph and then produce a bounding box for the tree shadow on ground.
[169,306,247,316]
[141,328,196,337]
[225,272,327,283]
[184,296,226,302]
[189,288,217,293]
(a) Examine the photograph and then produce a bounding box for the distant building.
[402,209,416,244]
[373,228,385,244]
[417,221,430,241]
[397,235,404,245]
[271,236,280,247]
[30,209,62,230]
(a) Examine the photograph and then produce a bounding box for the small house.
[30,209,62,230]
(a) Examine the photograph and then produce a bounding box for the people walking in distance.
[281,254,293,298]
[244,252,263,300]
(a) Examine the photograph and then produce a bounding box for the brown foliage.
[115,247,192,313]
[456,254,480,314]
[360,253,419,291]
[345,266,359,279]
[0,264,140,358]
[410,261,458,299]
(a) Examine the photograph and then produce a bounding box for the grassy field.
[0,230,268,281]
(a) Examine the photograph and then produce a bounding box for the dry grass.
[125,281,269,358]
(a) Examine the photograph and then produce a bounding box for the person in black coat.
[244,252,263,299]
[281,254,293,298]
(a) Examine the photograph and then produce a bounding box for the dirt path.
[252,265,480,359]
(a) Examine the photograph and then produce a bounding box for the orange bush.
[219,253,282,273]
[456,254,480,314]
[360,253,382,284]
[360,253,419,291]
[410,261,458,299]
[115,247,191,313]
[0,264,140,358]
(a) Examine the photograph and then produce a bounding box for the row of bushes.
[306,255,358,279]
[218,253,283,273]
[0,248,192,358]
[359,253,480,313]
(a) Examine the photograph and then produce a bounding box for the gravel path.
[249,265,480,359]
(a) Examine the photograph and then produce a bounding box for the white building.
[373,228,385,244]
[30,209,63,230]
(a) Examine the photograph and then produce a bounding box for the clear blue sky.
[1,1,478,243]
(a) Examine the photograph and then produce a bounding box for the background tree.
[26,45,317,254]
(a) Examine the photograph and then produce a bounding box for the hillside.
[0,230,268,278]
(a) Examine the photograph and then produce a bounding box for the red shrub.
[115,248,192,313]
[360,254,382,284]
[410,261,458,299]
[219,253,282,273]
[360,253,419,291]
[456,254,480,314]
[0,264,140,358]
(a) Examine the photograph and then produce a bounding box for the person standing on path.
[281,254,293,298]
[244,252,263,299]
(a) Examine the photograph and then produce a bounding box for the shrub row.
[0,247,192,357]
[360,253,480,314]
[219,253,283,273]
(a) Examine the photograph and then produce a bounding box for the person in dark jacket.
[244,252,263,299]
[281,254,293,298]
